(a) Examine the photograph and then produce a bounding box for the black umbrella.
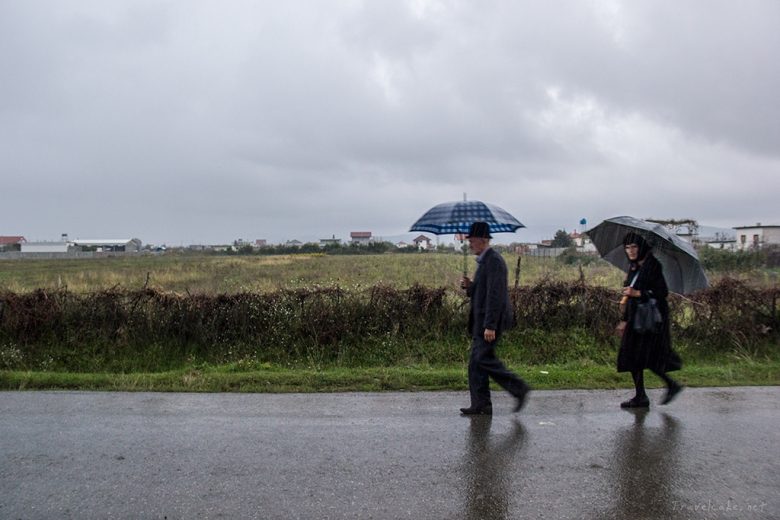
[585,216,709,294]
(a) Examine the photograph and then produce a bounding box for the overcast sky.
[2,0,778,245]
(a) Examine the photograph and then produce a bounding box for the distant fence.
[524,248,568,258]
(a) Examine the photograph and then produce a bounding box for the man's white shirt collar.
[476,247,491,264]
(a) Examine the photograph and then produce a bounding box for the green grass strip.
[2,361,779,393]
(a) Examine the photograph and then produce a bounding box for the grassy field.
[0,252,616,293]
[3,359,778,393]
[1,251,777,294]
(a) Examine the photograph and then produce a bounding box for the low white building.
[733,224,780,251]
[704,234,738,251]
[413,234,433,250]
[73,239,142,252]
[569,231,598,253]
[350,231,372,245]
[21,241,72,253]
[320,235,341,247]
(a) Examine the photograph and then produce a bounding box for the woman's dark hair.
[623,232,651,261]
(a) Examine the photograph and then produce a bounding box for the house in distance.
[350,231,372,246]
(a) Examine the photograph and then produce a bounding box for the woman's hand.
[615,321,627,337]
[621,287,641,298]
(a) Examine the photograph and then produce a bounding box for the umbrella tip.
[463,192,467,201]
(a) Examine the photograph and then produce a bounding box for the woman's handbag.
[633,298,663,334]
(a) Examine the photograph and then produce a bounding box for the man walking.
[459,222,530,416]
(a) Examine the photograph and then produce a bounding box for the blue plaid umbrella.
[409,200,524,235]
[409,199,524,275]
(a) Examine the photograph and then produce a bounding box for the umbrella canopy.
[585,216,709,294]
[409,200,524,235]
[409,199,524,276]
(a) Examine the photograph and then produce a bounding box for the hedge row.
[0,279,777,370]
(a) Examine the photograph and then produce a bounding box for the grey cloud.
[545,1,780,156]
[1,1,777,245]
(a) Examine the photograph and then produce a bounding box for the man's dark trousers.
[468,333,527,409]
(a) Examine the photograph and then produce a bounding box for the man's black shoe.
[460,406,492,416]
[513,385,531,413]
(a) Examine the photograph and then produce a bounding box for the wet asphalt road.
[1,387,778,520]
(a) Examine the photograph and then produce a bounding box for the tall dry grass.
[0,252,631,294]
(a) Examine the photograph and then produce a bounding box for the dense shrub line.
[0,279,777,371]
[698,245,780,270]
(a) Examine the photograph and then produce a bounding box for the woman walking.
[616,233,683,408]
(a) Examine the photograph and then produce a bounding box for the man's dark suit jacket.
[466,247,515,337]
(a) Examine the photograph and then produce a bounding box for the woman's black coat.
[617,253,682,373]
